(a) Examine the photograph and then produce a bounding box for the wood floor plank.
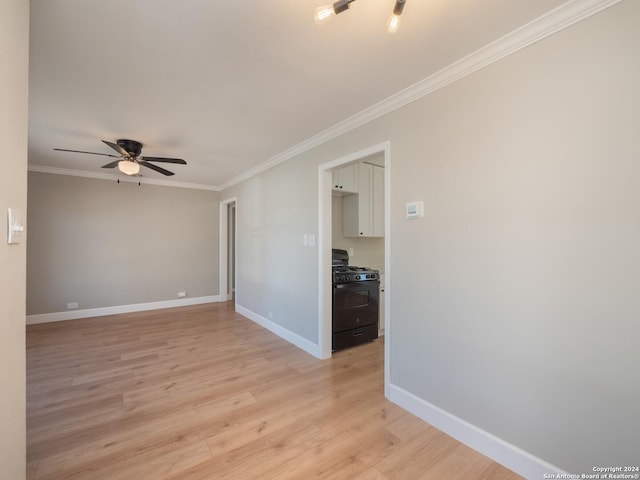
[354,466,390,480]
[26,301,523,480]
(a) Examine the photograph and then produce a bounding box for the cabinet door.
[342,165,370,236]
[372,165,385,237]
[332,164,358,193]
[342,163,384,238]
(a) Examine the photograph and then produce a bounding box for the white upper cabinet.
[332,164,358,194]
[343,163,384,237]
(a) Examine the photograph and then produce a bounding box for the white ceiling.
[28,0,570,188]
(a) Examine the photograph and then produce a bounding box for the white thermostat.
[406,201,424,218]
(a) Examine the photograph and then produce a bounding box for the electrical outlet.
[178,292,187,298]
[67,302,78,309]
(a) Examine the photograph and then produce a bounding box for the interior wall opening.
[318,141,391,395]
[219,197,237,305]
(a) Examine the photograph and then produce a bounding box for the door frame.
[317,141,391,396]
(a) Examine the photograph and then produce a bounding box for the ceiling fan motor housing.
[117,139,143,158]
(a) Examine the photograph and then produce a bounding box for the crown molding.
[219,0,622,191]
[28,164,221,191]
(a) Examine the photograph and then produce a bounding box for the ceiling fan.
[54,139,186,176]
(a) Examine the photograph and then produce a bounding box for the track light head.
[392,0,406,16]
[387,0,406,34]
[314,0,356,25]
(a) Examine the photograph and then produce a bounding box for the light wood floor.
[26,302,521,480]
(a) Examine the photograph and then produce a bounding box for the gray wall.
[388,1,639,470]
[223,158,320,342]
[27,172,220,314]
[0,0,28,477]
[222,1,640,472]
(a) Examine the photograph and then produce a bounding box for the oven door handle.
[334,284,346,289]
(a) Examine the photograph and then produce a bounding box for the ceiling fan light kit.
[53,138,187,178]
[314,0,407,33]
[117,160,140,176]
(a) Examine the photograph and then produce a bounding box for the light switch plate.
[7,208,25,244]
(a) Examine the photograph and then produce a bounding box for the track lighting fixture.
[314,0,407,33]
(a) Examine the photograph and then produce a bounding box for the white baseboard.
[26,295,223,325]
[388,384,567,479]
[235,304,322,359]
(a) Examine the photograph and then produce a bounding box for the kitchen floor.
[26,301,521,480]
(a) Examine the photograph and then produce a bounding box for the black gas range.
[333,266,380,285]
[332,249,380,351]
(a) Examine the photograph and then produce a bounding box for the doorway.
[317,141,391,396]
[219,197,237,303]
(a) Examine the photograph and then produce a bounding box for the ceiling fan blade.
[139,160,174,176]
[54,148,119,158]
[101,161,120,169]
[102,140,129,157]
[141,156,187,165]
